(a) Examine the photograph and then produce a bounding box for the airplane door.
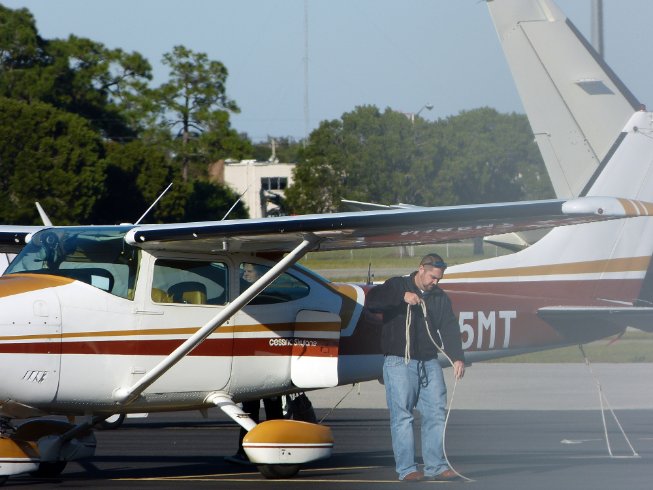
[291,310,341,388]
[141,258,233,393]
[232,262,341,391]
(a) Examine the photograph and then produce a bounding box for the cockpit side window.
[5,227,139,300]
[239,262,310,304]
[152,259,228,305]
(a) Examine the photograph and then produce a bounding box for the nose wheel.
[257,464,301,479]
[30,461,67,478]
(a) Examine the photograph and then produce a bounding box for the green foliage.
[0,5,251,225]
[185,181,248,221]
[0,97,106,224]
[252,137,303,163]
[93,140,186,224]
[0,4,553,227]
[0,6,152,141]
[286,106,553,214]
[150,45,250,181]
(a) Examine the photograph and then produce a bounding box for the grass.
[299,241,653,363]
[490,330,653,363]
[300,242,510,282]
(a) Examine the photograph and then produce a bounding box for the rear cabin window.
[152,259,228,305]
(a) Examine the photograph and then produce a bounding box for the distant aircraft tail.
[487,0,642,199]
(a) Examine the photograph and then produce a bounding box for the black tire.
[0,476,7,486]
[30,461,67,477]
[257,464,301,479]
[97,413,126,430]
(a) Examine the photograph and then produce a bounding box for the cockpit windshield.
[5,227,139,300]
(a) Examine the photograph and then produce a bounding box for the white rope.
[318,383,359,424]
[405,304,413,363]
[405,302,474,482]
[577,344,639,458]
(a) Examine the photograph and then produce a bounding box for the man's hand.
[453,360,465,380]
[404,292,421,305]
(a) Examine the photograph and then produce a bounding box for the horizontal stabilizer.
[538,306,653,341]
[483,229,550,252]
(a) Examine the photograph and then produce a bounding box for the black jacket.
[366,272,465,362]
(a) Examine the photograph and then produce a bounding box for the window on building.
[261,177,288,191]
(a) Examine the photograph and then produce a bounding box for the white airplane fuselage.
[0,224,646,420]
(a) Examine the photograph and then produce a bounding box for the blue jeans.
[383,355,448,479]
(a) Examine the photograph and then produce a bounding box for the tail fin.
[451,2,653,313]
[487,0,642,198]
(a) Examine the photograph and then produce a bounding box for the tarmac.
[6,363,653,489]
[309,362,653,411]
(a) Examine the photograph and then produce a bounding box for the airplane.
[0,0,652,484]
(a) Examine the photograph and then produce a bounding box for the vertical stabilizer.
[487,0,641,198]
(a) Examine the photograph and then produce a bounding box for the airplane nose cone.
[0,274,67,412]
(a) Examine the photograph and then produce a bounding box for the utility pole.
[591,0,604,57]
[303,0,310,146]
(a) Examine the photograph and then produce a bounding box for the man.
[366,253,465,482]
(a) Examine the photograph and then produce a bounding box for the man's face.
[415,265,444,291]
[242,264,260,283]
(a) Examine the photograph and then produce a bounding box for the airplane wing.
[124,196,653,254]
[340,199,418,211]
[0,225,46,253]
[538,306,653,341]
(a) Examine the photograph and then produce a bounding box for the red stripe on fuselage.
[0,337,339,357]
[339,278,643,354]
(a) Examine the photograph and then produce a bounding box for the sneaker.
[224,452,253,465]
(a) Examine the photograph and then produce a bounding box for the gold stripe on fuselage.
[444,256,651,280]
[0,323,338,342]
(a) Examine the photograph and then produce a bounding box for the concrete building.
[219,160,295,219]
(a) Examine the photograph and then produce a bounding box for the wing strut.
[114,234,321,406]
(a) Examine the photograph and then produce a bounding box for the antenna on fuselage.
[35,202,53,226]
[134,182,173,225]
[221,187,248,221]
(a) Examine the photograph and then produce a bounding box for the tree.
[251,137,303,163]
[0,6,152,141]
[185,181,248,221]
[0,97,106,224]
[93,140,187,224]
[286,106,551,215]
[151,45,250,181]
[286,106,445,213]
[434,108,552,205]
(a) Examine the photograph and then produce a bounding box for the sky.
[3,0,653,143]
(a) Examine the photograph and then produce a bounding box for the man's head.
[242,263,265,283]
[414,253,448,292]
